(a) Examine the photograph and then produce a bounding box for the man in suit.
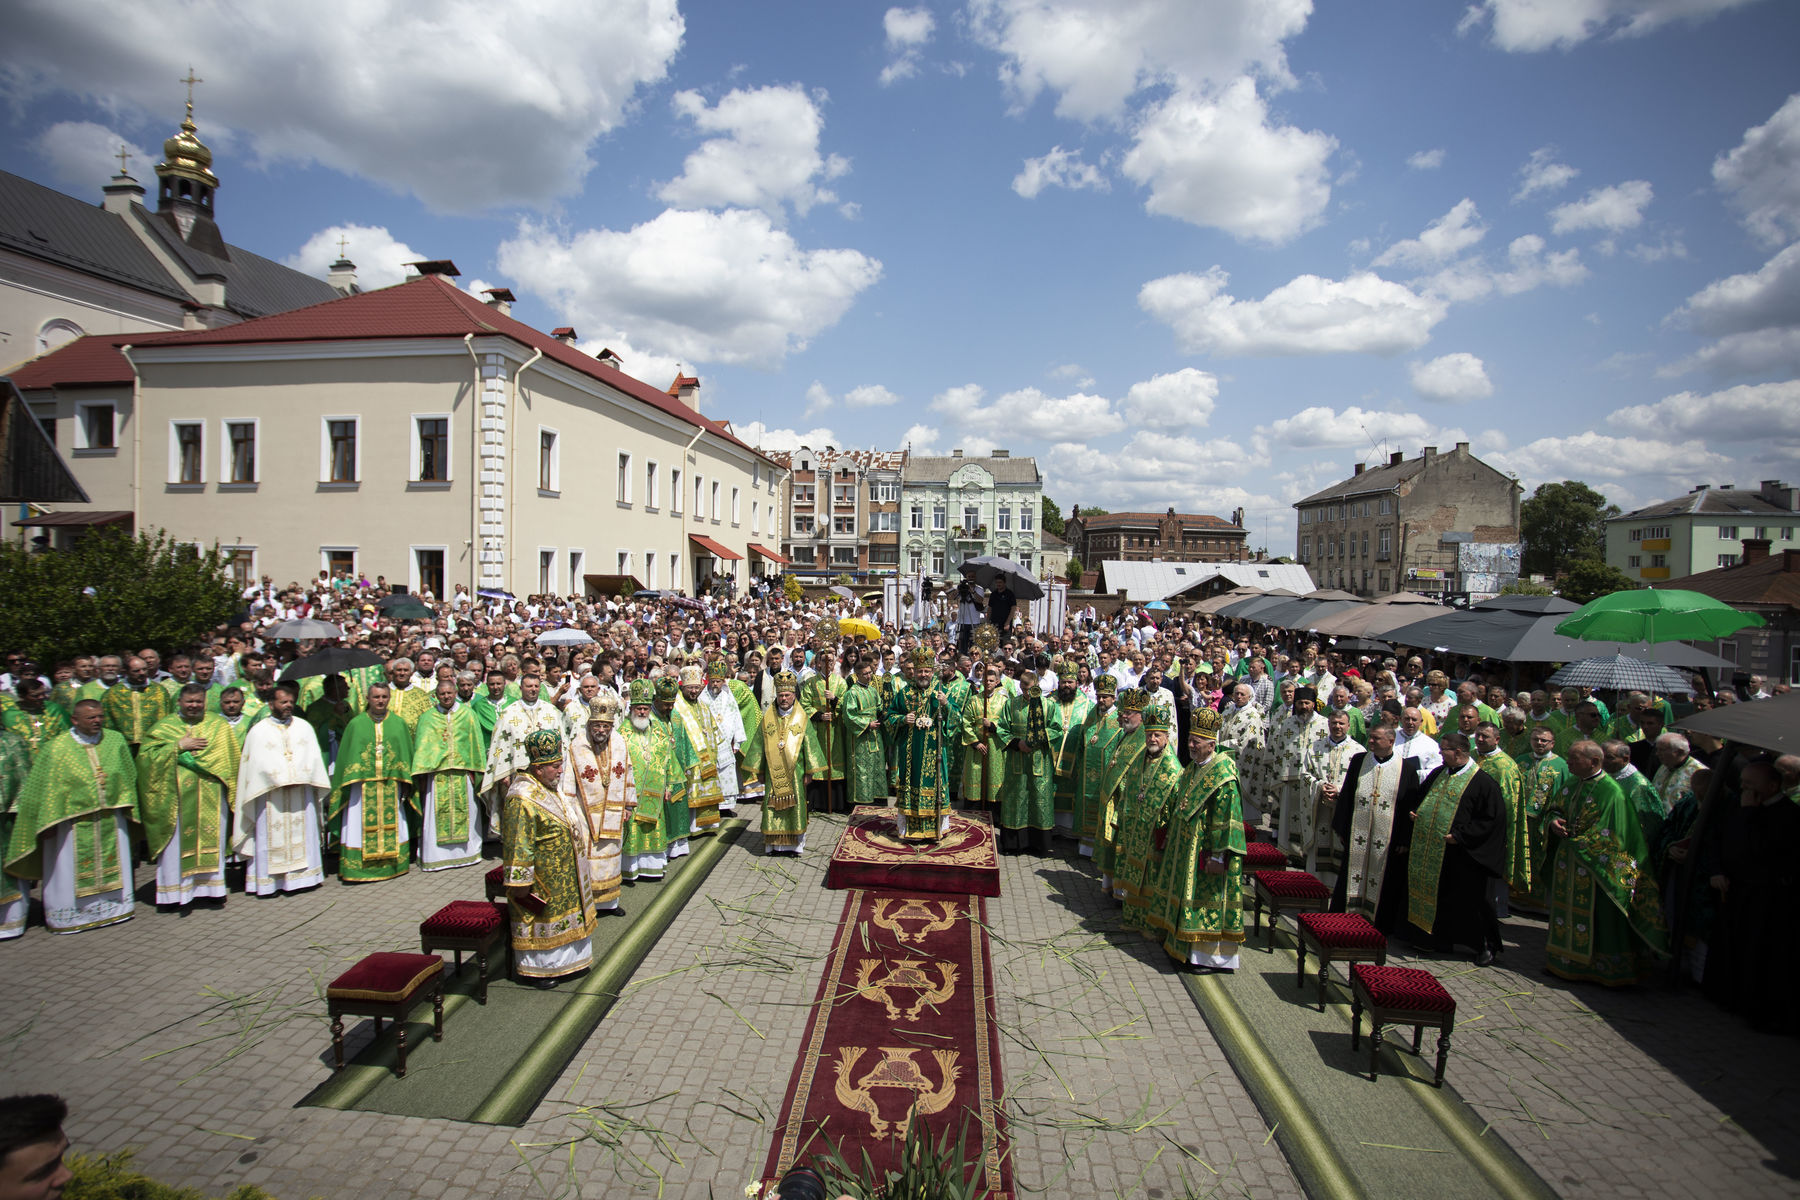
[1328,723,1423,936]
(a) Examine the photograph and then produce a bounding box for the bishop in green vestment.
[328,684,415,883]
[503,729,596,985]
[1148,711,1246,970]
[1048,661,1094,840]
[619,680,673,879]
[1074,675,1122,858]
[884,652,949,842]
[1603,740,1668,848]
[1541,741,1668,986]
[1115,704,1183,923]
[139,685,241,907]
[729,674,763,800]
[3,704,139,933]
[746,672,810,852]
[410,680,487,871]
[838,659,888,809]
[998,671,1057,854]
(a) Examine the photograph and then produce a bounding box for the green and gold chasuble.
[1094,725,1146,877]
[1149,752,1247,962]
[137,713,241,881]
[0,728,39,908]
[502,774,596,976]
[3,729,138,897]
[328,713,415,882]
[102,682,171,748]
[1610,766,1667,849]
[470,693,504,758]
[958,687,1009,808]
[2,703,72,765]
[410,704,487,846]
[669,695,722,835]
[939,676,971,795]
[1541,772,1668,986]
[392,686,433,735]
[839,682,888,808]
[799,673,850,783]
[1477,749,1530,892]
[729,679,762,788]
[1114,747,1184,925]
[1406,764,1477,935]
[1518,752,1569,907]
[874,672,900,786]
[998,690,1056,832]
[748,702,809,847]
[619,722,674,872]
[1049,692,1093,830]
[1074,708,1123,850]
[883,683,949,842]
[50,679,106,713]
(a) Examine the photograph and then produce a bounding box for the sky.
[5,0,1799,555]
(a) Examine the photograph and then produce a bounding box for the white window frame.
[711,480,722,523]
[645,551,658,588]
[645,459,659,510]
[910,505,923,531]
[695,475,705,519]
[538,426,561,495]
[669,553,681,590]
[319,415,361,485]
[538,546,558,594]
[731,486,741,525]
[73,400,116,453]
[931,549,945,574]
[617,549,632,576]
[409,544,450,598]
[617,451,632,505]
[410,412,452,485]
[671,467,683,514]
[1718,525,1737,540]
[221,417,260,487]
[568,548,585,594]
[168,418,206,486]
[932,505,946,531]
[997,507,1012,531]
[1020,504,1033,531]
[752,499,760,534]
[320,546,359,577]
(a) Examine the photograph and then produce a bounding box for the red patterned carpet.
[761,887,1012,1198]
[823,805,1000,897]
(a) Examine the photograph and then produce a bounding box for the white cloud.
[967,0,1312,123]
[1659,327,1800,380]
[3,0,684,212]
[809,381,904,415]
[803,381,835,417]
[658,85,849,220]
[1669,242,1800,337]
[1627,235,1688,262]
[734,422,843,455]
[1012,145,1109,198]
[1488,432,1733,487]
[1409,352,1494,402]
[497,209,882,369]
[572,334,683,397]
[1120,78,1336,244]
[1049,363,1096,387]
[1407,148,1445,171]
[1259,405,1461,450]
[285,223,427,291]
[935,385,1126,441]
[1139,266,1448,357]
[880,7,936,85]
[1713,92,1800,247]
[31,120,155,195]
[1611,380,1800,443]
[1122,368,1220,429]
[1492,234,1590,294]
[1548,180,1653,235]
[1372,198,1488,269]
[1513,146,1579,200]
[899,423,944,454]
[1458,0,1763,53]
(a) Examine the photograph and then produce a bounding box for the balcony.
[1639,566,1670,580]
[1641,538,1671,552]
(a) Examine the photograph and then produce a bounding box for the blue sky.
[6,0,1799,554]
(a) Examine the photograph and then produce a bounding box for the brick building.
[1064,506,1248,566]
[765,446,906,577]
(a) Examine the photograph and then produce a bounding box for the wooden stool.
[325,952,444,1078]
[1249,869,1331,948]
[484,864,505,903]
[1349,963,1456,1087]
[419,900,508,1004]
[1295,912,1387,1012]
[1242,841,1287,871]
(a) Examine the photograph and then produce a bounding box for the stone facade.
[1064,506,1248,566]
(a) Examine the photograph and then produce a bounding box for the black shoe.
[1474,947,1495,967]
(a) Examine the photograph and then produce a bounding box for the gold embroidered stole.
[1344,754,1402,915]
[761,704,808,809]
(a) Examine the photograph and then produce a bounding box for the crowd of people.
[0,569,1793,1018]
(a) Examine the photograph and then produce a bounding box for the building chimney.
[1691,484,1711,492]
[327,255,359,295]
[952,449,963,458]
[102,169,145,216]
[991,449,1009,458]
[1422,445,1437,461]
[1353,462,1365,476]
[405,259,460,278]
[1785,548,1800,574]
[1389,451,1404,466]
[665,373,701,413]
[1742,537,1772,564]
[1454,441,1469,454]
[482,287,514,316]
[594,347,622,371]
[1758,479,1799,511]
[551,326,578,345]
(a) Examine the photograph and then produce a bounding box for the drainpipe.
[511,348,544,593]
[119,343,140,526]
[680,425,704,586]
[463,335,481,594]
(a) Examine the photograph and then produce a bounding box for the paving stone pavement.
[2,813,1795,1199]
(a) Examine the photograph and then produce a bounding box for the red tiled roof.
[689,534,742,561]
[1675,550,1800,608]
[18,275,775,464]
[9,331,183,389]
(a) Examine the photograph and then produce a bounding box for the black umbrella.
[382,600,434,620]
[1472,594,1579,615]
[1674,691,1800,754]
[278,647,384,681]
[957,555,1045,600]
[1382,608,1733,667]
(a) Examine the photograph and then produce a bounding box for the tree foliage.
[1500,578,1553,596]
[1558,558,1638,606]
[0,528,242,663]
[1040,496,1066,538]
[1064,557,1084,585]
[782,574,804,603]
[1520,480,1619,576]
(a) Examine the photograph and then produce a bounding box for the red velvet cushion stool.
[1349,963,1457,1086]
[484,864,505,903]
[1295,912,1387,1012]
[1242,841,1287,870]
[1249,869,1331,949]
[419,900,508,1004]
[325,952,444,1077]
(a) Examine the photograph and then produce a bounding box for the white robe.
[418,773,482,872]
[702,685,746,808]
[43,812,136,932]
[155,793,229,906]
[233,716,331,896]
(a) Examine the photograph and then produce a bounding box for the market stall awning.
[746,542,790,564]
[688,534,743,561]
[12,509,133,528]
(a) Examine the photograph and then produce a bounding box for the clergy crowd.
[0,571,1793,1017]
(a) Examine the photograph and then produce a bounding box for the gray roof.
[1296,455,1426,505]
[0,169,339,320]
[904,454,1041,484]
[1610,488,1795,521]
[1097,559,1315,602]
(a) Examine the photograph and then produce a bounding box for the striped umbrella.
[1546,655,1698,695]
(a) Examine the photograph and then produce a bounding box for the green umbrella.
[382,600,434,620]
[1553,588,1765,643]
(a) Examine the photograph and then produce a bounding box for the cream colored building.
[13,269,784,597]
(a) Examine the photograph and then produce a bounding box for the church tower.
[154,69,225,252]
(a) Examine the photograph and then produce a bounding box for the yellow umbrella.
[839,617,882,641]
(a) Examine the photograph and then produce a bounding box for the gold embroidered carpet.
[760,886,1013,1197]
[823,805,1000,897]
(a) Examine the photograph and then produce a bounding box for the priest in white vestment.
[1300,710,1365,872]
[232,683,331,896]
[702,660,747,814]
[479,674,564,830]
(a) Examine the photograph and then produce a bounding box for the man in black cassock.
[1328,723,1423,936]
[1405,732,1508,965]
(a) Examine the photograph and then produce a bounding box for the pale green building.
[1605,480,1799,583]
[899,450,1043,580]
